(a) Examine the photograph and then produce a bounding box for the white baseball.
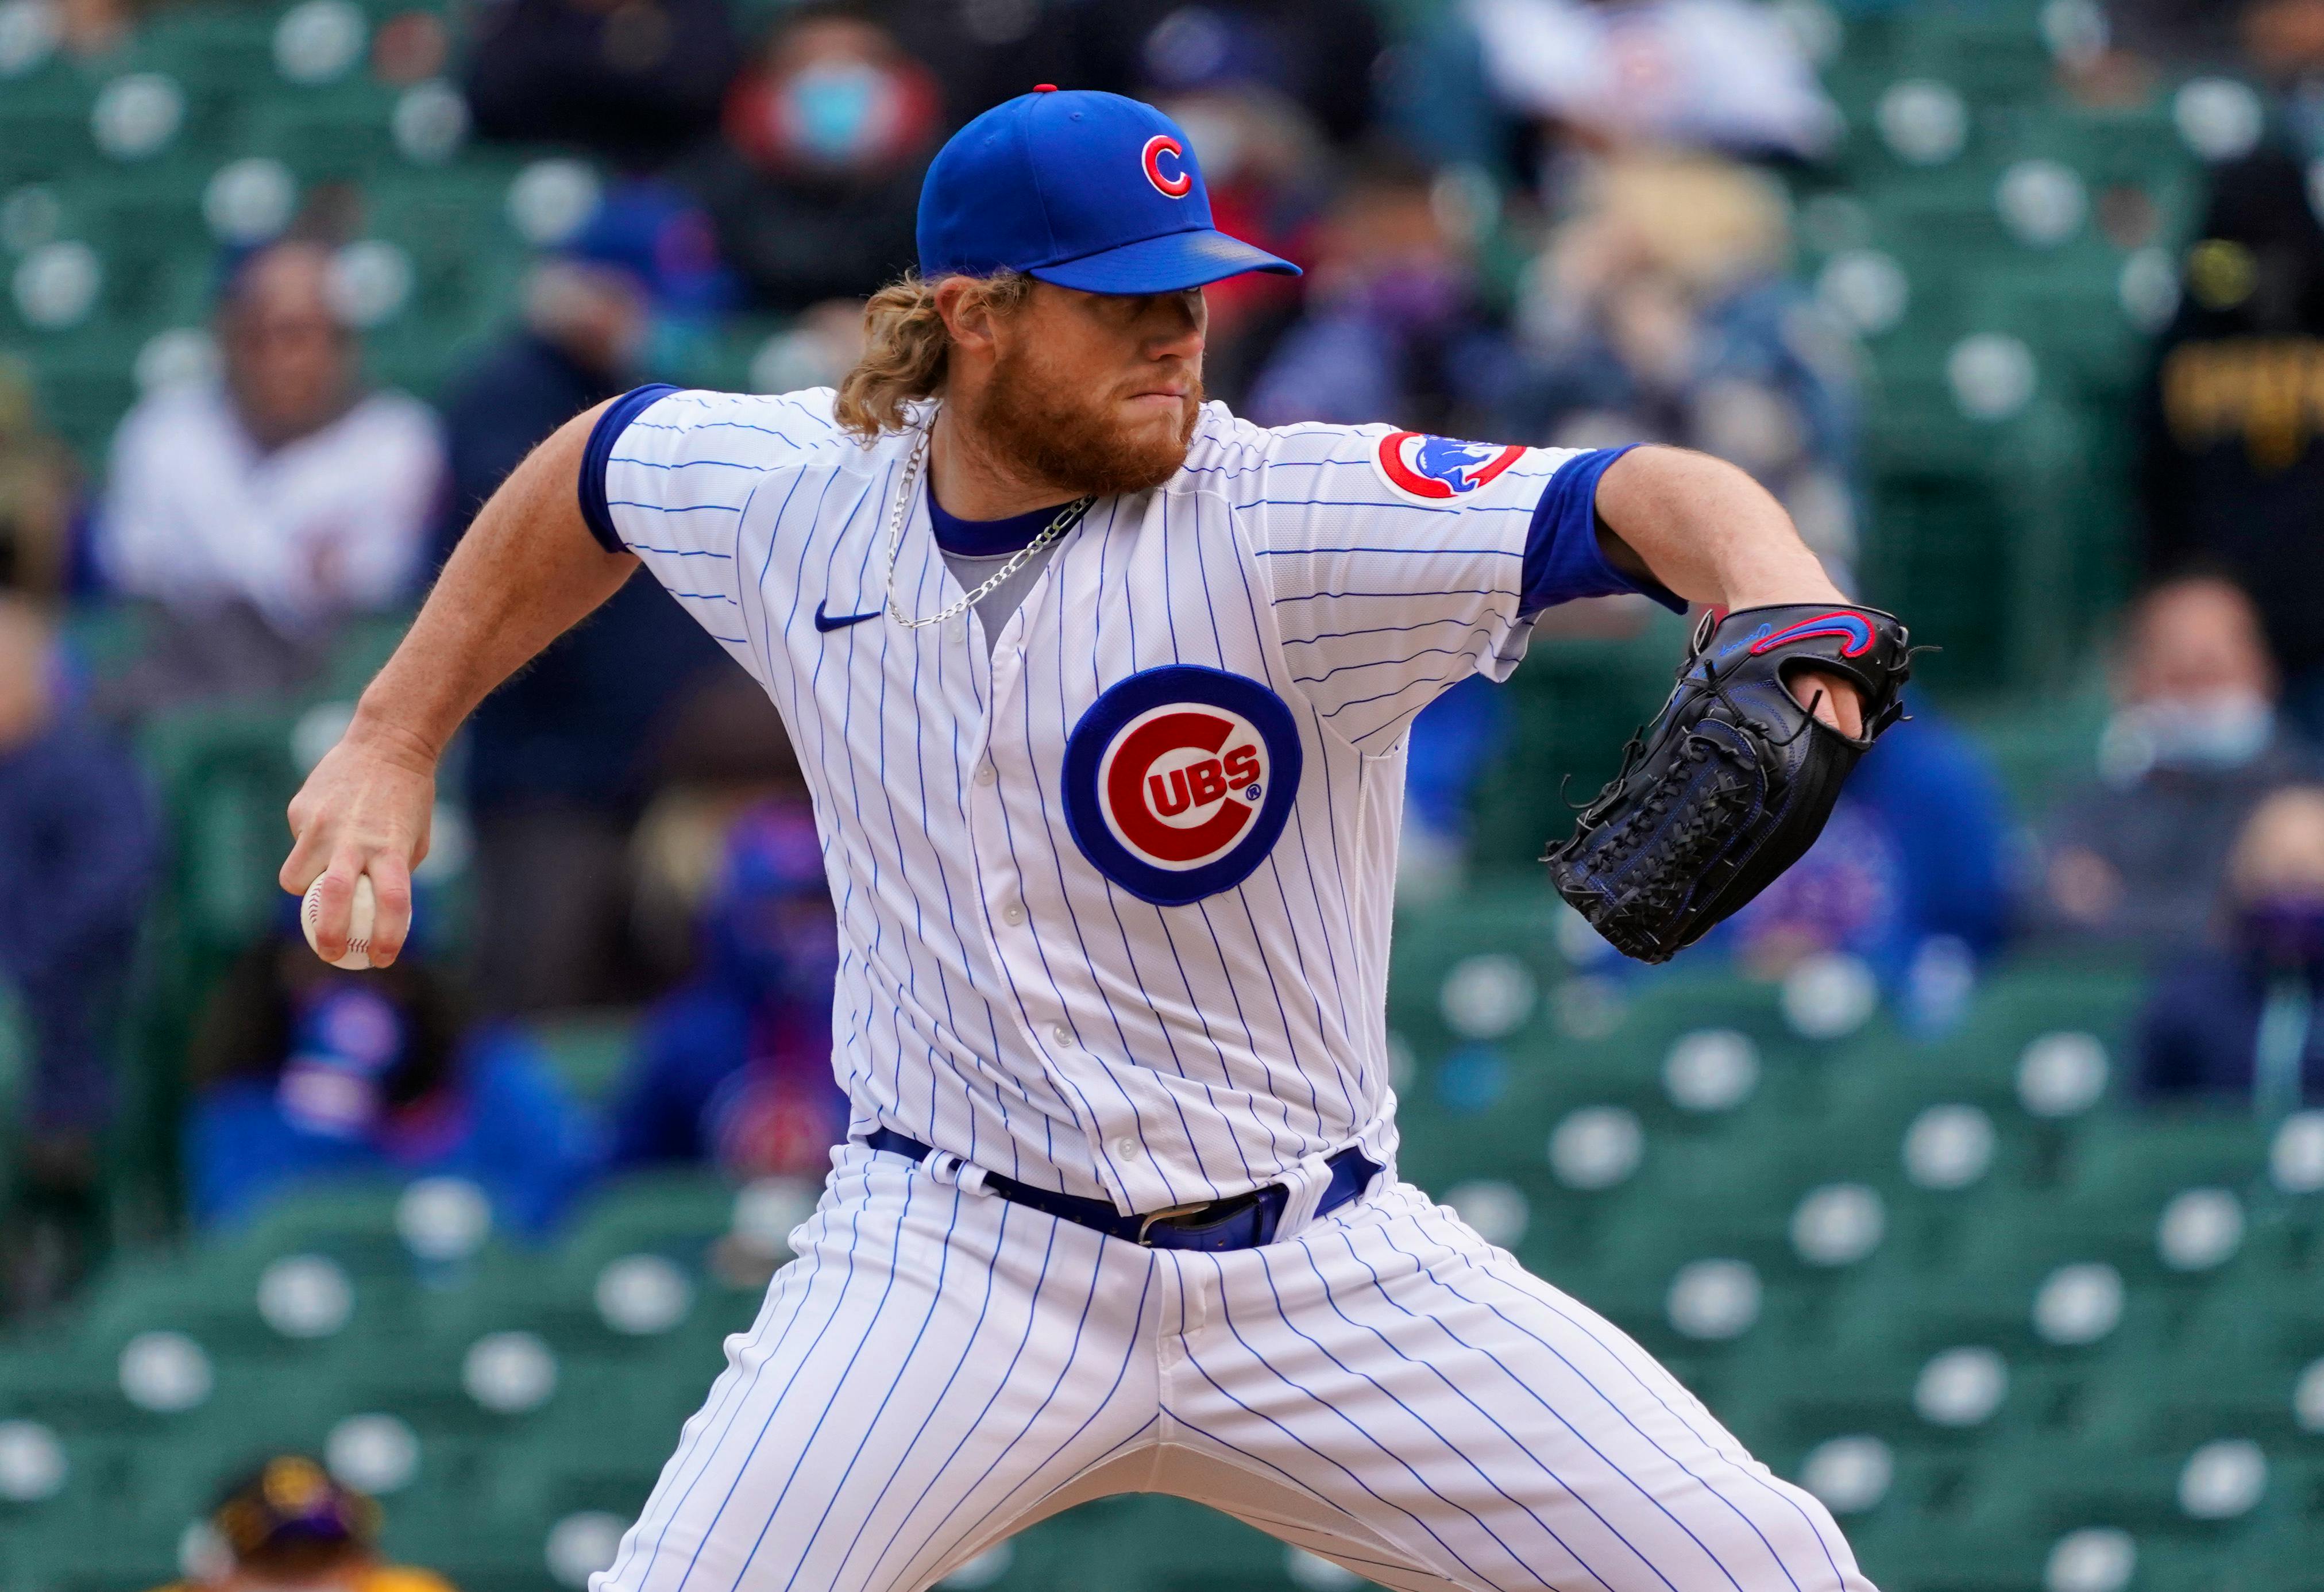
[302,874,379,970]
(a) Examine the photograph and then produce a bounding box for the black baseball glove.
[1543,604,1916,964]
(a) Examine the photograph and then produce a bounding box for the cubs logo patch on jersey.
[1061,665,1303,907]
[1369,431,1527,504]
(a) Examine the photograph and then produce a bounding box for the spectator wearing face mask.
[2041,575,2321,950]
[2140,785,2324,1111]
[678,7,941,315]
[607,801,848,1181]
[184,922,597,1234]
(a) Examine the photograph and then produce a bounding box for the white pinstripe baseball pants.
[594,1144,1875,1592]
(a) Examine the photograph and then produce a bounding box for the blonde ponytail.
[833,269,1034,440]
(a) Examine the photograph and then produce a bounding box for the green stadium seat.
[1845,1514,2048,1592]
[223,1183,408,1272]
[2176,1270,2324,1363]
[2079,1351,2319,1456]
[1826,1226,2173,1375]
[527,1012,643,1105]
[2064,1112,2271,1206]
[121,9,280,94]
[553,1171,736,1279]
[233,85,402,180]
[1962,1434,2281,1556]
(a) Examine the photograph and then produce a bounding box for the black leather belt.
[862,1128,1380,1252]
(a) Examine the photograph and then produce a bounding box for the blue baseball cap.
[916,87,1300,295]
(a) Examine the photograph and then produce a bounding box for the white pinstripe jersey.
[589,387,1666,1215]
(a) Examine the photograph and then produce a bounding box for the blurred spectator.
[628,672,812,981]
[164,1454,453,1592]
[1505,152,1860,581]
[1723,708,2013,985]
[95,241,443,643]
[609,801,847,1178]
[2138,135,2324,739]
[1068,0,1383,147]
[464,0,738,169]
[1466,0,1840,165]
[1146,88,1326,384]
[0,596,154,1313]
[437,236,730,1013]
[1396,675,1515,905]
[185,928,596,1234]
[2103,0,2244,65]
[540,181,742,371]
[2080,0,2324,92]
[875,0,1080,132]
[0,359,75,598]
[1061,2,1362,384]
[680,9,940,314]
[2139,785,2324,1111]
[1245,155,1514,435]
[2041,576,2318,950]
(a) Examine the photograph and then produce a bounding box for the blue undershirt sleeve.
[1519,444,1686,617]
[576,383,681,554]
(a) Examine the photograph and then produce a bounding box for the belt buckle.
[1134,1200,1218,1246]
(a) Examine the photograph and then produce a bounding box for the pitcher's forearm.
[1592,445,1843,611]
[352,400,637,767]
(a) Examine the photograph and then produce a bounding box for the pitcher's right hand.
[278,718,437,968]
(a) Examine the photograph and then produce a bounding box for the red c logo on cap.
[1142,134,1192,199]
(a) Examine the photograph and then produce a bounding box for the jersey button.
[1002,903,1025,926]
[1051,1024,1074,1047]
[1114,1137,1141,1161]
[975,762,997,786]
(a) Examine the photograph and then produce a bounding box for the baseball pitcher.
[283,89,1910,1592]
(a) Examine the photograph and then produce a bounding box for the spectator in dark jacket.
[2139,138,2324,741]
[2041,575,2318,951]
[0,596,153,1311]
[463,0,739,169]
[608,800,847,1179]
[680,8,941,314]
[1065,0,1384,148]
[2141,784,2324,1112]
[435,221,729,1013]
[185,927,596,1234]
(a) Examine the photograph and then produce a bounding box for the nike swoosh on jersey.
[814,600,883,633]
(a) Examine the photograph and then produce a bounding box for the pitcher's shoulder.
[631,387,856,457]
[1177,403,1393,488]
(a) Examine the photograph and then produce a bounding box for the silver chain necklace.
[882,422,1094,630]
